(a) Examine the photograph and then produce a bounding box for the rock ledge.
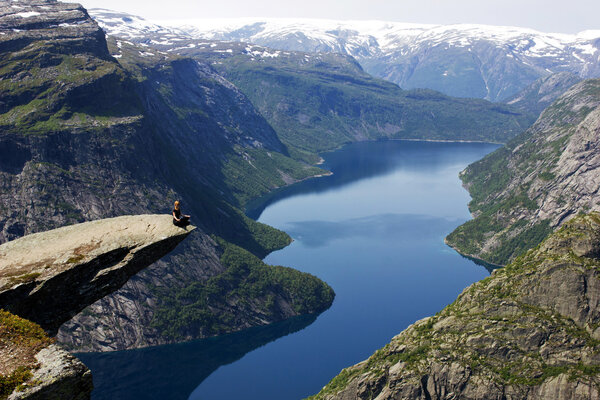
[0,214,194,333]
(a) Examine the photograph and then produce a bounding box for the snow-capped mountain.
[90,10,600,101]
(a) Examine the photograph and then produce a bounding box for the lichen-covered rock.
[310,213,600,400]
[0,214,194,334]
[8,344,93,400]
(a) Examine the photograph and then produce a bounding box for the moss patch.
[0,310,54,398]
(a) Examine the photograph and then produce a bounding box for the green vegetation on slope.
[150,239,335,340]
[110,39,328,208]
[218,56,534,154]
[221,147,325,205]
[446,79,600,265]
[0,40,141,136]
[177,44,535,157]
[0,310,53,398]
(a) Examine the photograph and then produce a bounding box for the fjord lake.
[79,140,499,400]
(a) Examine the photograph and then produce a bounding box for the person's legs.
[173,216,190,227]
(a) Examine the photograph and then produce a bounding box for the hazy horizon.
[79,0,600,34]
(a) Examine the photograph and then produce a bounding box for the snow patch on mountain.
[88,9,600,101]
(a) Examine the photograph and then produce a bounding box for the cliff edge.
[0,214,194,334]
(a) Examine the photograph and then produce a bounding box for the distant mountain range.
[89,10,600,101]
[89,9,535,158]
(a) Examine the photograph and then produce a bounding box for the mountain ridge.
[88,10,600,101]
[89,10,536,158]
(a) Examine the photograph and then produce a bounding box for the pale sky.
[79,0,600,34]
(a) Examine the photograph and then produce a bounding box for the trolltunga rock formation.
[0,214,194,334]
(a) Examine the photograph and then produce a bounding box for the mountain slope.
[0,0,334,352]
[505,72,583,116]
[446,78,600,265]
[116,15,600,101]
[310,213,600,400]
[181,42,534,154]
[87,11,537,156]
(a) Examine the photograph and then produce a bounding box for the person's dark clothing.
[173,208,190,227]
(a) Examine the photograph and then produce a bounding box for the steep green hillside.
[0,0,333,352]
[310,213,600,399]
[168,42,535,156]
[447,78,600,265]
[150,239,334,340]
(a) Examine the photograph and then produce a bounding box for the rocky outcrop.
[0,214,193,334]
[446,78,600,265]
[7,345,92,400]
[310,213,600,400]
[0,215,192,400]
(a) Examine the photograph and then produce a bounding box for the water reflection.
[246,140,482,219]
[282,214,462,248]
[78,314,317,400]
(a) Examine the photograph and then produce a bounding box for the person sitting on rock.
[172,200,190,227]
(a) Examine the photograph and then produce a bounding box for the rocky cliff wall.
[0,0,333,353]
[446,78,600,265]
[0,215,193,333]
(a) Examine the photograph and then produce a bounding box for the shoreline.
[248,137,504,259]
[315,137,504,159]
[443,237,505,271]
[391,138,504,145]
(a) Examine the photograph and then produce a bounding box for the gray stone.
[7,345,93,400]
[0,214,194,334]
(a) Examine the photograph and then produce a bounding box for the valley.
[1,1,600,399]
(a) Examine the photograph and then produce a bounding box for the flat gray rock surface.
[0,214,194,333]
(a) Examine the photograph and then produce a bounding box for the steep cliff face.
[310,213,600,400]
[111,39,323,205]
[0,0,334,353]
[446,78,600,265]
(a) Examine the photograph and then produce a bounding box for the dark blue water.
[79,140,498,400]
